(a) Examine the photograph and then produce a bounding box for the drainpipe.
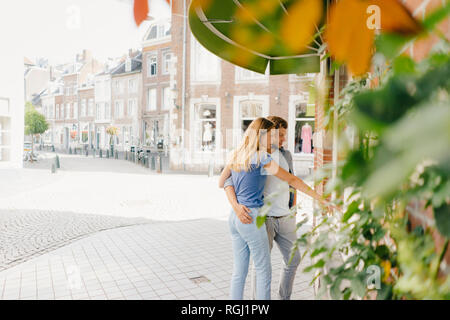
[332,67,340,201]
[181,0,187,171]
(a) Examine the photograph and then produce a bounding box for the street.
[0,153,315,300]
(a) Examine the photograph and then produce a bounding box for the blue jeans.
[229,207,271,300]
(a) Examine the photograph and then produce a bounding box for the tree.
[24,102,49,160]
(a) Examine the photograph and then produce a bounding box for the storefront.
[143,115,169,151]
[289,93,315,176]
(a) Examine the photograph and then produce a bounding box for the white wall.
[0,4,25,168]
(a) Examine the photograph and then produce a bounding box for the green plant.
[295,35,449,300]
[24,102,49,158]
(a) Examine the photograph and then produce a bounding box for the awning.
[188,0,327,75]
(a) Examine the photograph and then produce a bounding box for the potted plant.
[106,126,118,156]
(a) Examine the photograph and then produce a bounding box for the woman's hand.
[233,203,253,224]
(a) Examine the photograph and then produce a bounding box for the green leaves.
[377,283,393,300]
[303,259,325,273]
[255,215,266,229]
[422,1,450,32]
[342,201,360,222]
[351,273,366,298]
[434,204,450,238]
[298,37,449,299]
[24,103,49,136]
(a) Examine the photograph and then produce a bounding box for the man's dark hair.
[266,116,288,129]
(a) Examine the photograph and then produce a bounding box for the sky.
[18,0,171,65]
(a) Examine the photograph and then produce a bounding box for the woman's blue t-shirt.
[230,152,273,208]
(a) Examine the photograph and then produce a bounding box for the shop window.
[294,102,315,154]
[194,104,216,152]
[81,124,89,143]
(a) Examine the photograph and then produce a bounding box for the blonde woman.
[219,117,330,300]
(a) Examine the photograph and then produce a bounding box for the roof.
[24,57,34,66]
[111,52,142,76]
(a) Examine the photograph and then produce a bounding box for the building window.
[240,100,263,133]
[88,99,94,116]
[128,79,136,93]
[81,99,87,116]
[191,38,221,82]
[66,87,70,96]
[73,102,78,119]
[147,25,157,40]
[147,88,157,111]
[293,102,315,154]
[194,104,216,152]
[65,103,70,119]
[115,100,124,118]
[235,66,268,82]
[125,58,131,72]
[162,87,170,110]
[290,73,316,82]
[96,103,101,120]
[105,102,110,119]
[158,21,171,37]
[162,51,172,75]
[148,54,157,77]
[73,86,77,95]
[146,21,171,41]
[127,99,136,116]
[56,104,60,119]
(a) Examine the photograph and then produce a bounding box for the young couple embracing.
[219,116,333,300]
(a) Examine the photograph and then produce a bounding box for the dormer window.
[145,21,171,41]
[147,25,157,40]
[125,58,131,72]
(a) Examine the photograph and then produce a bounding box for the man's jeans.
[229,207,271,300]
[263,215,301,300]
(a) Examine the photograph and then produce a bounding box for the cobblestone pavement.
[0,220,314,300]
[0,210,149,271]
[0,153,316,300]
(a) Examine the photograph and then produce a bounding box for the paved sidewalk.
[0,154,316,300]
[0,219,315,300]
[0,210,149,271]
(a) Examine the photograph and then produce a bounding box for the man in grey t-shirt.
[224,116,301,300]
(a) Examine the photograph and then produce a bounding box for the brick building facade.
[141,19,173,151]
[110,51,143,151]
[169,0,318,174]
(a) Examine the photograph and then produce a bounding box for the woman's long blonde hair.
[228,117,275,172]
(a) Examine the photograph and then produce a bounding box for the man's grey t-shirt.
[224,147,295,217]
[279,147,295,208]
